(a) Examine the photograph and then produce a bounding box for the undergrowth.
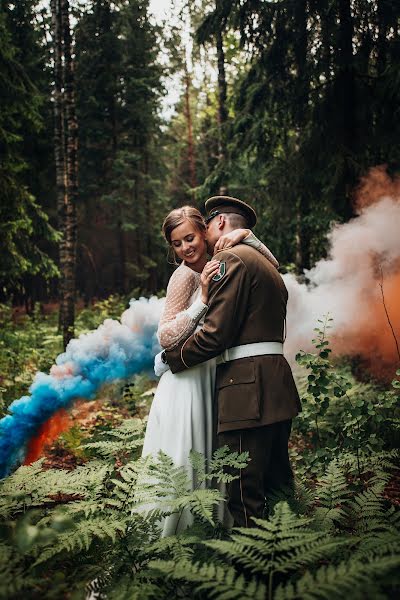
[0,313,399,598]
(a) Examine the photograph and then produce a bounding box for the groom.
[164,195,301,527]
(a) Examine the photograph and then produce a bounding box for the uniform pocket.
[216,359,260,424]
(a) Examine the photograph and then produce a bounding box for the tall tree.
[0,2,59,304]
[50,0,78,348]
[195,0,400,270]
[75,0,167,296]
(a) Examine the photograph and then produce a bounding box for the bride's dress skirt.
[142,358,217,537]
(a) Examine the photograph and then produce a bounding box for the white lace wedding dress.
[141,234,278,536]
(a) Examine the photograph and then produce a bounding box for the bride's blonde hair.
[162,206,206,244]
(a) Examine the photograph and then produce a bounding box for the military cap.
[205,195,257,228]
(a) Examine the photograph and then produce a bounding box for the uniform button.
[229,378,234,383]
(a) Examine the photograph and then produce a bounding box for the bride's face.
[170,219,207,268]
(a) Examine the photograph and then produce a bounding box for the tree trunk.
[216,30,227,154]
[51,0,66,332]
[116,210,126,295]
[51,0,78,349]
[62,0,78,348]
[293,0,311,273]
[335,0,356,220]
[216,0,228,195]
[376,0,388,74]
[184,61,196,191]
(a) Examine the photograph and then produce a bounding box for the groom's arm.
[165,251,250,373]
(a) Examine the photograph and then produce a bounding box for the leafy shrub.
[294,315,400,476]
[0,415,398,600]
[1,311,399,598]
[0,303,62,413]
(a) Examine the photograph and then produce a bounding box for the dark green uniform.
[166,243,301,526]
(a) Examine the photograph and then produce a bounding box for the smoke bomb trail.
[0,297,164,477]
[284,169,400,378]
[1,166,399,476]
[24,409,71,465]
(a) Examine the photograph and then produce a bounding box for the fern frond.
[0,542,36,599]
[207,502,350,577]
[82,418,145,459]
[33,515,127,565]
[356,528,400,561]
[175,488,221,526]
[0,459,113,520]
[338,449,399,479]
[146,532,201,562]
[313,461,350,530]
[204,445,250,484]
[100,576,162,600]
[275,554,400,599]
[149,558,266,599]
[349,483,389,534]
[291,479,316,515]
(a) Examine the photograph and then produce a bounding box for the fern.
[82,418,145,459]
[313,460,351,530]
[0,542,36,599]
[33,514,128,565]
[150,558,266,599]
[338,449,399,479]
[0,459,113,518]
[99,577,162,600]
[192,445,250,485]
[355,527,400,559]
[275,554,400,600]
[206,502,351,581]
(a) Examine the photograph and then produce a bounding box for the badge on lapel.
[212,261,226,282]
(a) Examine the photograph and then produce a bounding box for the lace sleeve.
[157,265,208,350]
[243,232,279,268]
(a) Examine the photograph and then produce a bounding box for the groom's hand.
[213,229,250,253]
[165,251,250,373]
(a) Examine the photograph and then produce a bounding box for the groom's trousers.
[218,419,293,528]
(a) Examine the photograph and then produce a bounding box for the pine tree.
[0,2,59,303]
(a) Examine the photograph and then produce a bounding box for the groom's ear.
[217,215,226,230]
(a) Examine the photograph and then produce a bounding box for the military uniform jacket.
[165,244,301,434]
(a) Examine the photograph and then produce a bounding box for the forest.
[0,0,399,598]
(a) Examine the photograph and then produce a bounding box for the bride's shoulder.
[168,263,200,289]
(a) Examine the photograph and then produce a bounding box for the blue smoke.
[0,297,163,478]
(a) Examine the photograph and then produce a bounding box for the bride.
[141,205,278,536]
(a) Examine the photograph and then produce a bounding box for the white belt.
[216,342,283,365]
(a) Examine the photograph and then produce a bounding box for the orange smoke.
[332,270,400,379]
[286,165,400,381]
[24,409,72,465]
[337,166,400,377]
[354,165,400,212]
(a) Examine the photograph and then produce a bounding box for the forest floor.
[38,389,400,506]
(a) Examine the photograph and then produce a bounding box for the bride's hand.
[213,228,250,254]
[200,260,220,304]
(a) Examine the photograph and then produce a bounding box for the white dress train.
[141,357,216,536]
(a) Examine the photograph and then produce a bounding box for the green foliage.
[150,558,266,599]
[75,295,128,331]
[82,417,145,460]
[0,410,398,600]
[0,419,253,600]
[196,0,400,270]
[0,2,59,296]
[0,303,62,412]
[1,305,398,598]
[275,554,400,600]
[295,316,400,475]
